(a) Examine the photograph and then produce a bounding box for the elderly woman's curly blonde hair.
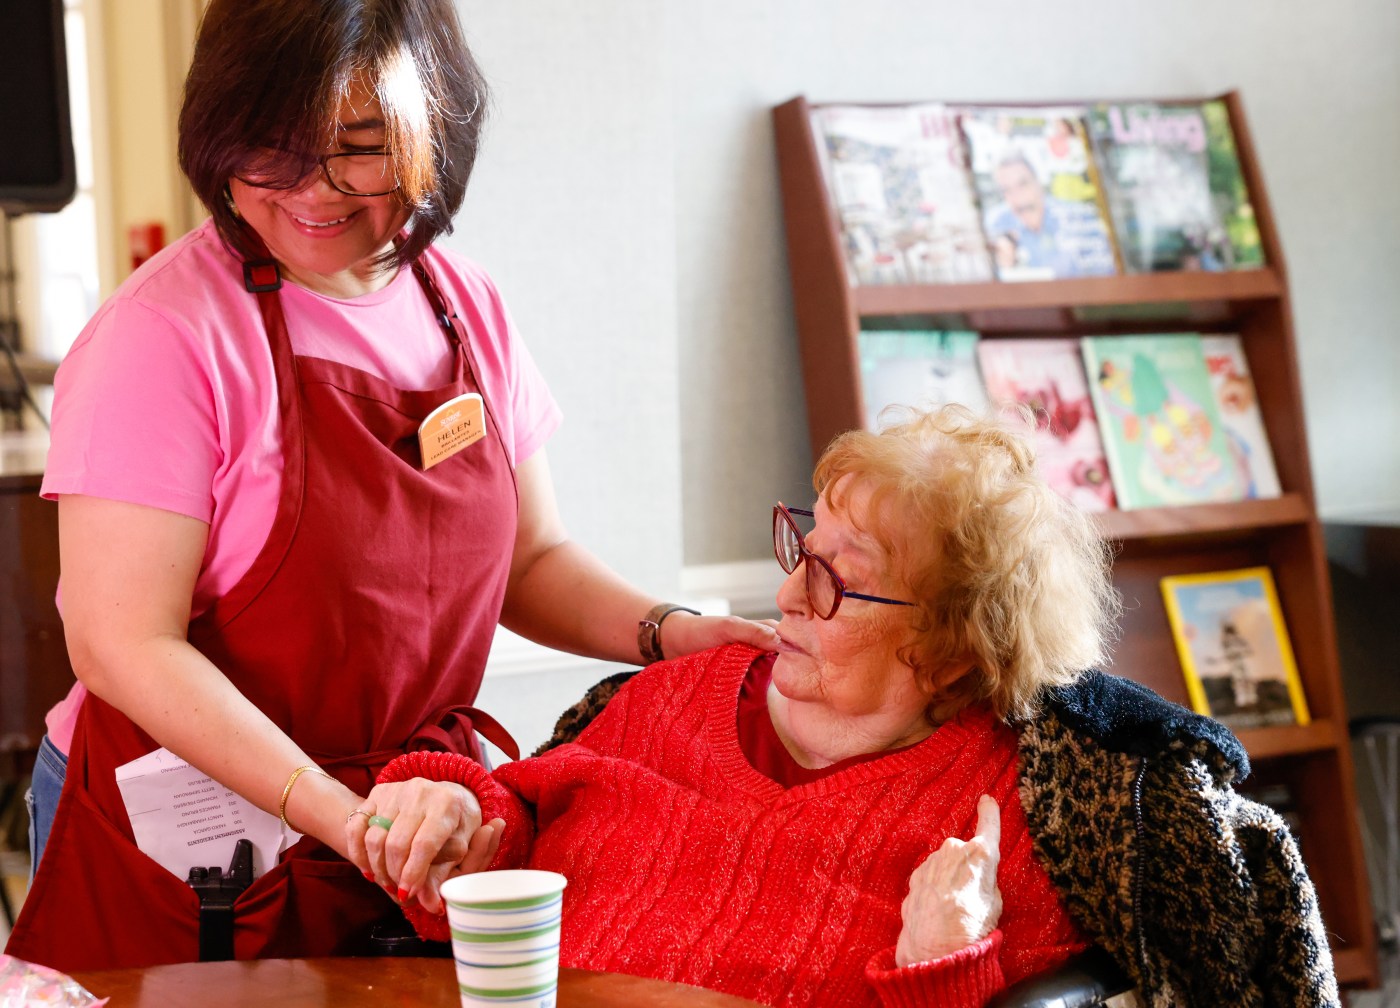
[813,404,1120,723]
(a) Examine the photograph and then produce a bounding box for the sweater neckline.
[703,643,981,802]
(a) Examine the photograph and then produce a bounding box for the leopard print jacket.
[537,666,1341,1008]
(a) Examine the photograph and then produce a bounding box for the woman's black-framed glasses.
[236,149,399,197]
[772,503,915,621]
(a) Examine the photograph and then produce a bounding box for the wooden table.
[70,958,766,1007]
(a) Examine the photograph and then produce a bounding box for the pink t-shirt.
[41,219,562,751]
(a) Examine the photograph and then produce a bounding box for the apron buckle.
[243,259,283,293]
[187,837,255,961]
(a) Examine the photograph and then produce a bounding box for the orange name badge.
[418,392,487,470]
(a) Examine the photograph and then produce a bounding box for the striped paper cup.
[441,870,568,1008]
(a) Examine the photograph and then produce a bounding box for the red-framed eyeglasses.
[772,503,916,620]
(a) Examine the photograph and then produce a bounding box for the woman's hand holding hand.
[895,794,1004,968]
[347,778,505,915]
[659,614,780,661]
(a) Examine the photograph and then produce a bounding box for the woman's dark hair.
[178,0,488,270]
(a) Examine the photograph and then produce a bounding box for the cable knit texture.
[380,644,1085,1007]
[375,749,534,942]
[509,660,1342,1006]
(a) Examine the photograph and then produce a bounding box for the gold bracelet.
[279,764,331,834]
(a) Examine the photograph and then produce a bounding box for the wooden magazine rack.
[772,91,1378,987]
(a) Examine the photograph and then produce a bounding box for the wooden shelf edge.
[1091,493,1310,541]
[1332,947,1379,988]
[1236,719,1337,761]
[852,268,1283,316]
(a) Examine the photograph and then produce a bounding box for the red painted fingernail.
[363,872,375,882]
[397,888,410,903]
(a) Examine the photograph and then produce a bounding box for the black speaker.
[0,0,76,214]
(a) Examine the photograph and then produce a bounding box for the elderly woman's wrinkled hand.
[661,614,781,661]
[895,794,1004,967]
[347,778,505,915]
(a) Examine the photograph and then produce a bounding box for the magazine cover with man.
[957,106,1119,282]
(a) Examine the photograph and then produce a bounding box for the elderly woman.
[353,406,1338,1007]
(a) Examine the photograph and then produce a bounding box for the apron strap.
[315,704,522,774]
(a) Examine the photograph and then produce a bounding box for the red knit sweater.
[380,644,1087,1007]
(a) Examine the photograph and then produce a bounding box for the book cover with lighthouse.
[1160,566,1310,731]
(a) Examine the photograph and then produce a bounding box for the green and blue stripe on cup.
[442,869,568,1008]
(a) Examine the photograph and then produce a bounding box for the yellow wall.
[92,0,201,293]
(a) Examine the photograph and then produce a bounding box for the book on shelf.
[858,330,987,431]
[1081,333,1250,508]
[1201,100,1265,269]
[1200,334,1282,499]
[1160,566,1311,731]
[957,106,1119,281]
[1086,101,1264,273]
[976,337,1117,511]
[809,103,994,286]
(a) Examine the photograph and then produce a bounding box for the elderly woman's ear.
[927,659,976,692]
[915,658,979,720]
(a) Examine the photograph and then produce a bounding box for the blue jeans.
[25,734,68,884]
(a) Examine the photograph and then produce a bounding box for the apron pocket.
[233,845,397,959]
[10,782,203,970]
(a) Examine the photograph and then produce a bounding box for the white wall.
[449,1,1399,749]
[670,0,1400,559]
[446,2,682,597]
[450,0,1400,575]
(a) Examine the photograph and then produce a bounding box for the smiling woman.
[225,75,413,297]
[7,0,780,975]
[178,1,472,274]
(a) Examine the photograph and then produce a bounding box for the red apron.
[8,255,520,971]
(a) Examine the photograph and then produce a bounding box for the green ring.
[368,815,394,831]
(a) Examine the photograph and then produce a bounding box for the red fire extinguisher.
[128,221,166,272]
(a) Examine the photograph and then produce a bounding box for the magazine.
[1200,334,1281,498]
[1081,334,1249,508]
[957,106,1119,281]
[1087,101,1264,273]
[976,337,1116,511]
[1160,567,1311,731]
[810,103,994,286]
[1202,100,1265,269]
[858,330,986,431]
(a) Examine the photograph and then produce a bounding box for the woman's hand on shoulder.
[347,778,504,915]
[661,614,780,661]
[895,794,1004,968]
